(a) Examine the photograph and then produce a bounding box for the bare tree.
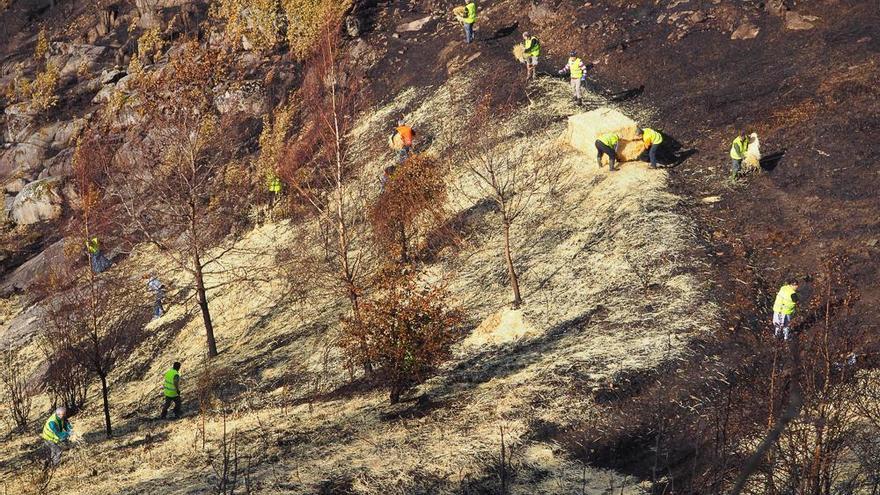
[106,43,248,358]
[1,348,33,433]
[37,262,143,438]
[279,22,373,372]
[459,99,566,308]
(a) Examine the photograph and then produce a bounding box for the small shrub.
[342,268,462,403]
[28,64,60,112]
[369,154,449,264]
[281,0,352,60]
[35,28,49,62]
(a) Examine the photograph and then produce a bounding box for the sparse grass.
[0,66,710,494]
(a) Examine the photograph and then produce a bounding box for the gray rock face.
[215,81,267,116]
[10,177,64,225]
[4,178,28,194]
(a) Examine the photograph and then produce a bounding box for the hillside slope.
[0,0,878,494]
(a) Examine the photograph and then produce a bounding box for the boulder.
[3,195,14,222]
[57,44,108,80]
[731,22,760,40]
[784,11,818,30]
[4,178,28,194]
[2,143,45,175]
[50,119,86,150]
[395,15,436,33]
[46,148,74,177]
[10,177,64,225]
[3,102,39,143]
[215,81,267,116]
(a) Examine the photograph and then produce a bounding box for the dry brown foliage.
[342,268,463,403]
[369,154,449,265]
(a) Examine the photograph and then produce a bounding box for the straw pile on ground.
[512,43,526,63]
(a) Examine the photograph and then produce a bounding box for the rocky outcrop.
[9,177,64,225]
[215,80,267,116]
[785,11,819,30]
[731,22,760,40]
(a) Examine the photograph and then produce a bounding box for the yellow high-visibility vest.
[41,413,68,444]
[773,285,797,316]
[463,1,477,23]
[730,136,748,159]
[568,57,584,79]
[163,369,180,398]
[598,133,619,148]
[85,237,99,254]
[642,128,663,146]
[524,37,540,57]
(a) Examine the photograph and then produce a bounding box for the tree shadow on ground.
[437,308,604,393]
[420,198,498,264]
[760,149,787,172]
[483,22,518,42]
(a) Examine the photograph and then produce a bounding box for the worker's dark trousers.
[595,140,617,170]
[463,22,474,43]
[648,144,659,168]
[43,440,62,466]
[161,396,182,419]
[731,158,742,177]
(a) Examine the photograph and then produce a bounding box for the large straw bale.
[616,138,647,162]
[742,132,761,173]
[563,107,637,156]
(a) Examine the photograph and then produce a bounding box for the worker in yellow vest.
[558,50,587,101]
[160,362,182,419]
[455,0,477,44]
[267,172,282,209]
[522,32,540,81]
[41,406,73,466]
[85,236,111,273]
[595,132,621,172]
[772,281,799,340]
[637,127,664,169]
[729,131,751,181]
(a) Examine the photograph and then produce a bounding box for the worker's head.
[522,31,529,39]
[397,117,405,126]
[636,127,644,137]
[55,406,67,419]
[173,361,181,371]
[569,50,577,57]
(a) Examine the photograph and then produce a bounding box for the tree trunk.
[193,251,218,357]
[99,373,112,438]
[503,222,523,308]
[348,290,373,374]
